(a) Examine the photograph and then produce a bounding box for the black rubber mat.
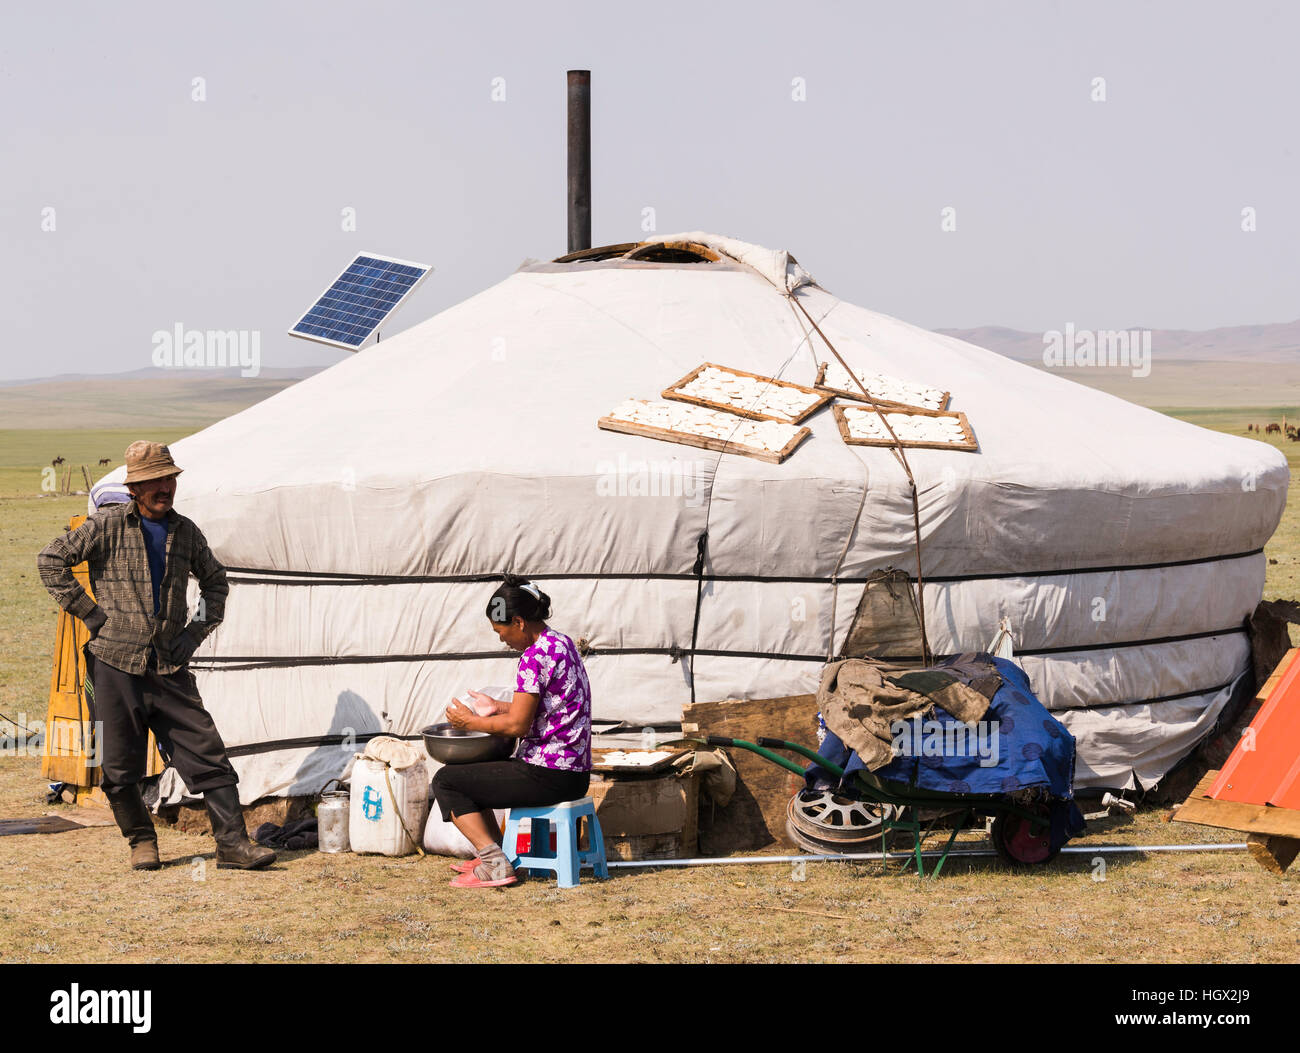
[0,815,86,836]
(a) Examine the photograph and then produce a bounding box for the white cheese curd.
[822,362,945,410]
[597,750,674,767]
[606,399,803,454]
[676,366,821,422]
[843,407,968,444]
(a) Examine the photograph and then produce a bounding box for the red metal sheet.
[1209,651,1300,809]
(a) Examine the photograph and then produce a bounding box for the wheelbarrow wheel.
[990,806,1059,867]
[783,790,893,854]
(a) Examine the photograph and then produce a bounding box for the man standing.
[37,441,274,872]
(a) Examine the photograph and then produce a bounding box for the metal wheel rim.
[786,791,892,845]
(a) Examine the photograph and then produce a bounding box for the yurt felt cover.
[92,233,1289,801]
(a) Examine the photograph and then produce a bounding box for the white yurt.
[95,233,1289,802]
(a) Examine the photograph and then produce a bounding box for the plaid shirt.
[37,502,228,676]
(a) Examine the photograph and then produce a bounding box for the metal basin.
[421,723,516,765]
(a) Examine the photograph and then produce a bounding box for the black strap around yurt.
[217,673,1245,759]
[221,546,1264,587]
[189,622,1247,672]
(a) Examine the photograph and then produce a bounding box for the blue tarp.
[806,652,1081,800]
[807,655,1085,847]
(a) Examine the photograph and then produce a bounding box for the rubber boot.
[104,785,161,871]
[202,784,276,869]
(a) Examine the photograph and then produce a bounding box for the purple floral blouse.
[514,629,592,771]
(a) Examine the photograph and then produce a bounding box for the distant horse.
[1266,423,1282,434]
[98,458,111,466]
[51,456,65,467]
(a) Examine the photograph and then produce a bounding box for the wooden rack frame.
[663,362,834,425]
[832,404,978,452]
[814,363,951,412]
[597,410,811,465]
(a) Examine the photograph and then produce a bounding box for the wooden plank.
[662,362,834,424]
[833,404,979,452]
[1246,834,1300,875]
[773,424,811,463]
[1183,769,1219,800]
[626,240,723,262]
[814,362,951,412]
[597,414,810,465]
[591,746,688,774]
[553,242,640,263]
[681,693,821,853]
[1172,769,1300,839]
[1257,648,1298,703]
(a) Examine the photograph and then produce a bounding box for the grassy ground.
[1,413,1297,964]
[0,373,315,430]
[1164,408,1300,600]
[0,776,1291,964]
[1027,360,1300,410]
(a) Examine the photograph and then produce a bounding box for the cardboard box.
[588,771,698,860]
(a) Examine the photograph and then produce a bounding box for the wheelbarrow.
[695,735,1062,878]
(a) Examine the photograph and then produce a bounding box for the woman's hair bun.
[487,575,552,623]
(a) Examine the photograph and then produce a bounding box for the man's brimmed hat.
[123,441,183,484]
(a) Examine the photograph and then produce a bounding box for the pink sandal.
[449,868,518,888]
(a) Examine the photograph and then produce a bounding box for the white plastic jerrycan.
[348,737,429,857]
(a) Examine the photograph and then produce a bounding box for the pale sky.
[2,0,1297,381]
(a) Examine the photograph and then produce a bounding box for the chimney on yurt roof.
[567,69,591,254]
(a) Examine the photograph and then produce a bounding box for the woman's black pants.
[431,759,590,822]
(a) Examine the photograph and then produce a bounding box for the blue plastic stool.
[502,797,609,888]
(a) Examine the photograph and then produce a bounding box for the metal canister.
[317,782,351,853]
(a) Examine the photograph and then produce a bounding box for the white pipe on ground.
[602,843,1248,869]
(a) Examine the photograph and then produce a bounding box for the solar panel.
[288,252,432,350]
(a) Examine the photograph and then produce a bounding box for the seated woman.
[432,575,592,887]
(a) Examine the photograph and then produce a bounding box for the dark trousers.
[84,650,238,795]
[431,759,589,823]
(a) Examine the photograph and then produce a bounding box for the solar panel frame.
[288,252,432,350]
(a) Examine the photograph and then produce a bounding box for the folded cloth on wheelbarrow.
[815,655,1077,801]
[818,653,1002,771]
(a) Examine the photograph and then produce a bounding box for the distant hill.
[939,319,1300,364]
[0,365,326,389]
[0,366,328,429]
[4,318,1299,430]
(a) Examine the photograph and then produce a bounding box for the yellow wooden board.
[42,514,164,788]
